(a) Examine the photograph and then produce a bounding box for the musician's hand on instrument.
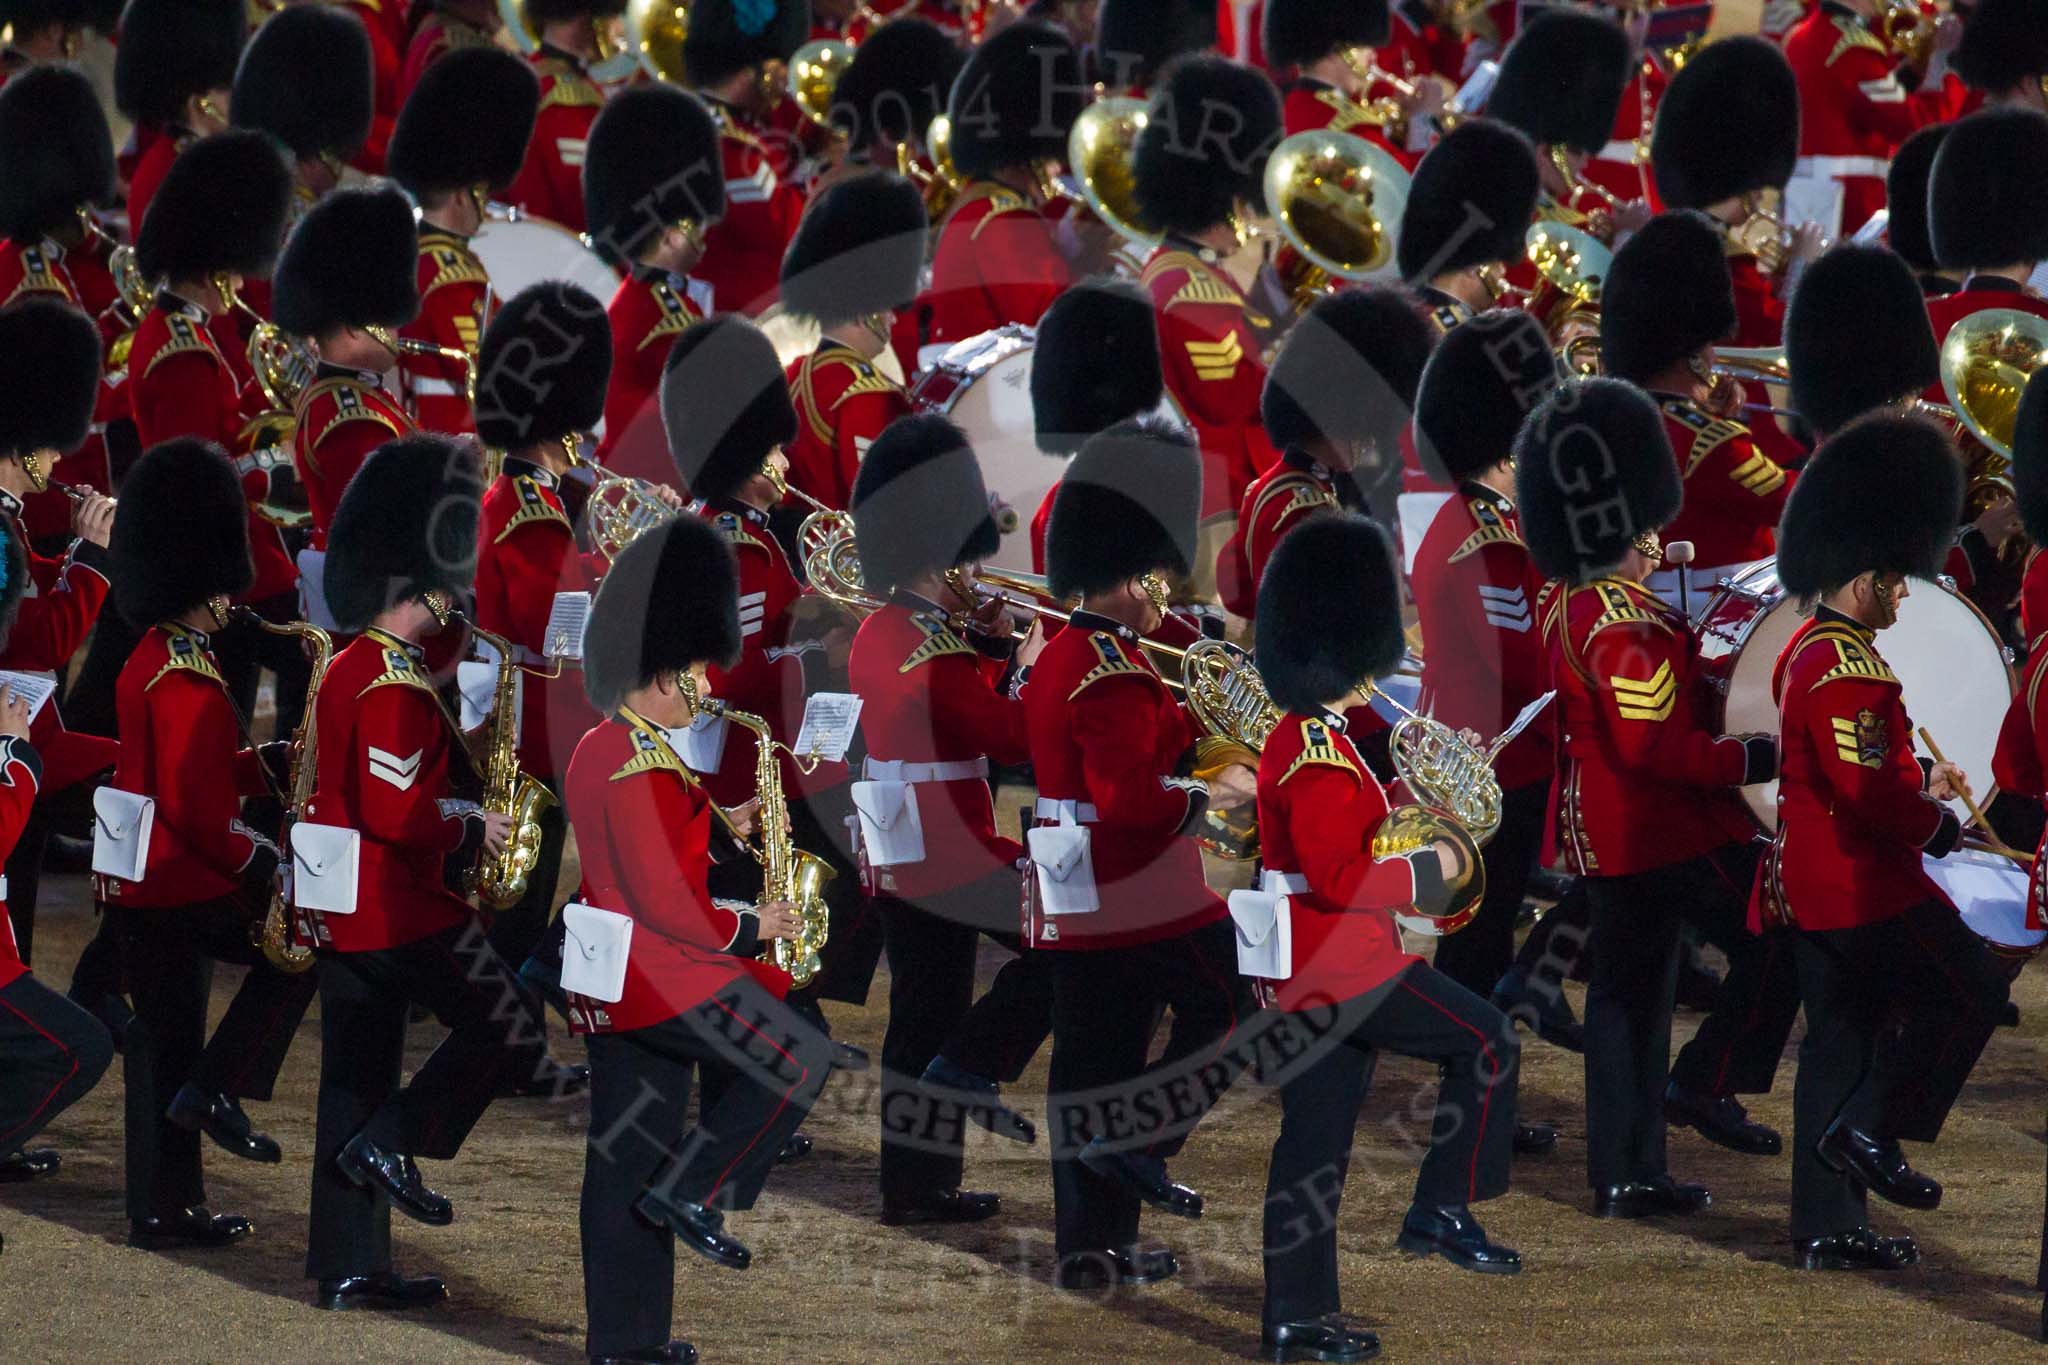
[1612,200,1653,236]
[257,739,294,785]
[1015,618,1048,669]
[726,797,761,841]
[1973,494,2021,546]
[0,685,31,741]
[1787,222,1826,270]
[653,483,686,511]
[1928,761,1970,803]
[1399,78,1446,119]
[1205,763,1258,813]
[967,592,1016,640]
[1705,372,1747,419]
[1933,12,1963,53]
[72,491,115,547]
[479,811,515,857]
[1457,727,1483,748]
[757,900,805,943]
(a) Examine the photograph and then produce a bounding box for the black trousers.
[0,970,113,1158]
[213,594,313,841]
[875,872,1054,1203]
[63,595,143,741]
[581,974,831,1358]
[1432,780,1551,999]
[1262,962,1520,1328]
[485,786,567,971]
[1046,916,1256,1258]
[1583,842,1800,1189]
[108,896,316,1220]
[305,920,550,1281]
[1791,900,2008,1238]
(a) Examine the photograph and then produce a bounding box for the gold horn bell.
[788,38,852,128]
[1940,307,2048,459]
[625,0,690,81]
[1068,95,1159,255]
[1263,129,1410,305]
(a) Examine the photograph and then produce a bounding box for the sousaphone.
[1263,129,1410,306]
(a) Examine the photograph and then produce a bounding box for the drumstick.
[1918,727,2036,865]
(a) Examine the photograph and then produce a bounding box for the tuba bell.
[1067,96,1159,260]
[1263,129,1410,308]
[1940,307,2048,460]
[1524,219,1610,340]
[788,38,853,129]
[626,0,689,81]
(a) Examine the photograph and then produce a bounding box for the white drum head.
[471,217,621,304]
[1927,847,2042,955]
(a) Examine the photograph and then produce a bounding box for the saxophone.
[237,610,334,974]
[461,618,559,908]
[686,681,834,986]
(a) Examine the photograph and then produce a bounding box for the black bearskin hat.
[1953,0,2048,92]
[231,3,374,162]
[583,515,741,712]
[659,315,797,505]
[388,47,540,199]
[111,438,252,627]
[112,0,243,128]
[1414,308,1561,485]
[1515,378,1679,583]
[1096,0,1216,88]
[1397,118,1539,281]
[582,85,726,268]
[526,0,628,24]
[851,413,1000,593]
[0,297,101,461]
[1785,244,1938,436]
[779,172,928,326]
[133,129,292,282]
[1887,125,1948,274]
[947,20,1084,178]
[684,0,809,89]
[271,186,419,337]
[1132,55,1283,235]
[324,436,483,631]
[830,17,964,152]
[1651,35,1799,209]
[0,65,114,243]
[1263,0,1389,69]
[1256,512,1404,710]
[1045,416,1200,600]
[1263,285,1434,458]
[2012,370,2048,546]
[474,282,614,452]
[1776,413,1963,595]
[1929,106,2048,269]
[1032,278,1164,455]
[1599,210,1736,383]
[1485,10,1633,155]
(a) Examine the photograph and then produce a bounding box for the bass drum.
[909,326,1042,572]
[1700,558,2015,829]
[472,215,621,305]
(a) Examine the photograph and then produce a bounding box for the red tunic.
[0,488,116,794]
[1992,556,2048,799]
[398,227,490,435]
[846,594,1028,899]
[1753,611,1953,931]
[300,628,480,953]
[293,367,419,548]
[1923,282,2048,405]
[1141,243,1279,524]
[503,49,606,233]
[336,0,404,173]
[399,13,496,102]
[1279,78,1417,168]
[596,267,707,484]
[1543,575,1755,876]
[563,712,785,1034]
[918,183,1072,350]
[1256,711,1423,1009]
[1412,485,1554,792]
[784,342,911,511]
[126,125,193,243]
[1020,613,1222,950]
[1218,454,1340,621]
[1655,396,1796,573]
[1376,3,1473,84]
[0,237,125,539]
[695,100,806,316]
[0,737,42,989]
[473,464,603,780]
[96,625,271,910]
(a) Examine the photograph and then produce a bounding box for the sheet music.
[793,692,863,764]
[0,671,58,724]
[545,592,590,660]
[1493,691,1556,752]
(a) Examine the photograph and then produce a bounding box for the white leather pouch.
[291,823,361,915]
[851,780,925,866]
[1027,814,1097,916]
[1227,871,1299,979]
[561,901,633,1003]
[91,787,155,882]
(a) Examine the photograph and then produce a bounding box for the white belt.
[1589,138,1643,166]
[1034,797,1098,823]
[1262,871,1308,895]
[1794,154,1890,181]
[409,376,463,397]
[864,757,989,784]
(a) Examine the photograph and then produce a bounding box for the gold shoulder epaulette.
[900,612,976,673]
[495,476,572,542]
[421,241,489,297]
[145,627,224,692]
[142,313,221,379]
[638,280,700,351]
[1588,581,1673,638]
[711,510,767,553]
[1826,13,1888,65]
[1312,86,1377,134]
[1535,196,1590,228]
[308,379,403,446]
[1280,717,1359,785]
[1430,302,1467,334]
[539,68,604,109]
[968,189,1034,240]
[1448,497,1525,563]
[1661,399,1767,486]
[1249,472,1336,530]
[831,363,903,408]
[356,645,438,699]
[5,245,69,305]
[611,726,693,782]
[1810,628,1900,690]
[1067,632,1149,699]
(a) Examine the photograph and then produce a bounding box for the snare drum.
[1925,847,2044,971]
[471,215,621,304]
[1699,558,2014,829]
[909,326,1042,571]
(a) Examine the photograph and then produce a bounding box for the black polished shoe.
[1794,1227,1920,1271]
[129,1206,253,1249]
[1593,1175,1713,1219]
[2002,1000,2021,1029]
[0,1148,58,1183]
[777,1132,813,1164]
[1665,1083,1783,1157]
[1674,957,1723,1013]
[317,1271,449,1310]
[632,1189,752,1270]
[1263,1315,1382,1363]
[1512,1121,1557,1156]
[1490,967,1585,1053]
[592,1342,698,1365]
[1395,1203,1521,1274]
[167,1084,281,1164]
[1815,1119,1941,1210]
[830,1040,870,1072]
[920,1056,1036,1144]
[506,1058,591,1099]
[881,1188,1001,1226]
[1078,1138,1202,1219]
[337,1133,454,1226]
[1053,1247,1180,1291]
